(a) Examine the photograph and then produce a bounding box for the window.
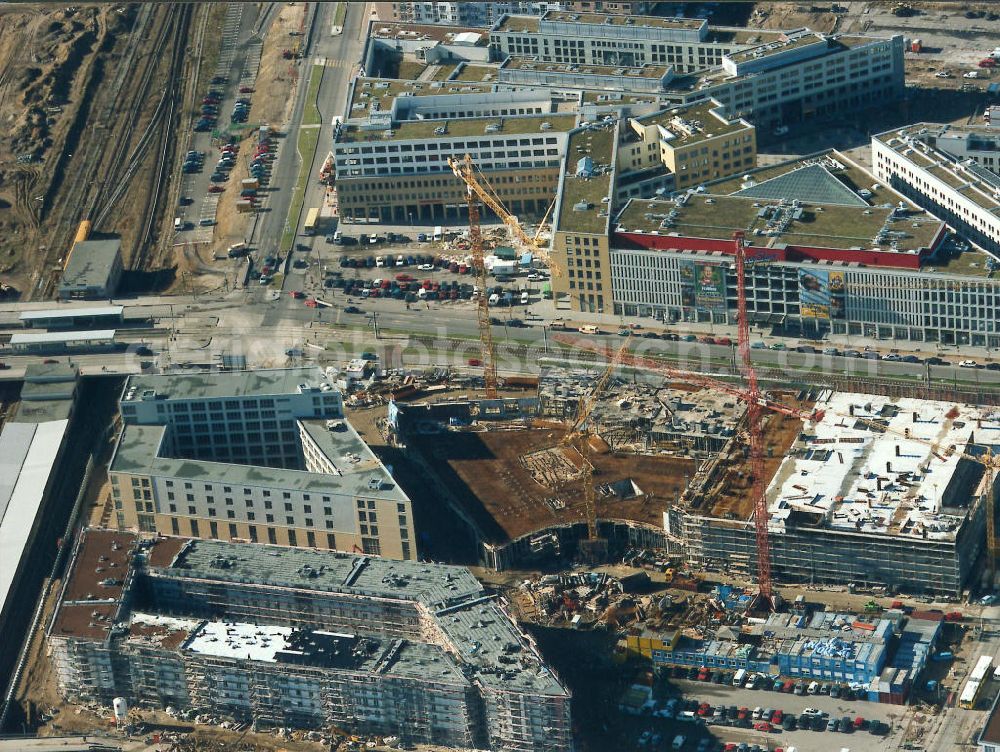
[190,519,200,537]
[267,527,277,544]
[327,533,336,549]
[362,538,381,555]
[171,518,180,535]
[288,530,297,546]
[249,525,258,542]
[209,521,218,539]
[306,531,316,547]
[284,502,293,512]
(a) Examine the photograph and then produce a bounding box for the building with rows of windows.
[109,369,416,560]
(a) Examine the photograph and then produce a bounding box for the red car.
[290,290,305,299]
[208,185,225,193]
[468,358,482,366]
[772,709,783,724]
[239,86,255,93]
[753,722,773,732]
[714,336,732,346]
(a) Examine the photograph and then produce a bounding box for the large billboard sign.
[680,260,726,313]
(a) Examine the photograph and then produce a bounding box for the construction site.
[46,529,573,752]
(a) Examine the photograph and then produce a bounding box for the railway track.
[130,5,192,272]
[31,4,193,297]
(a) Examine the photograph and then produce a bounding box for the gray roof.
[24,362,79,383]
[124,368,332,402]
[159,538,483,607]
[150,539,569,696]
[110,419,408,501]
[733,163,869,207]
[60,239,121,290]
[19,305,124,321]
[13,398,74,423]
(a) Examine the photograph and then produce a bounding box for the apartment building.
[333,102,576,222]
[873,124,1000,258]
[49,530,572,751]
[109,369,416,560]
[934,124,1000,175]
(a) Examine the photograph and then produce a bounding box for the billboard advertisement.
[680,260,726,313]
[798,269,846,320]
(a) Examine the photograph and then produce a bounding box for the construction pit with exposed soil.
[392,372,812,570]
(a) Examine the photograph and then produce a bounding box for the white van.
[174,217,183,230]
[433,225,443,242]
[671,735,686,750]
[376,256,385,267]
[578,324,599,335]
[732,668,747,687]
[520,291,529,305]
[807,680,820,695]
[488,293,500,305]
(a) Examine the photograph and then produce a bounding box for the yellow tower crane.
[449,154,561,398]
[558,335,631,560]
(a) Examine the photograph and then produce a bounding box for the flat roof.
[635,100,749,143]
[51,529,136,641]
[146,538,568,694]
[614,195,943,255]
[980,689,1000,744]
[109,419,407,502]
[557,124,617,235]
[371,21,487,45]
[496,10,708,33]
[10,330,116,345]
[19,305,124,321]
[349,77,492,115]
[339,113,577,143]
[767,392,999,542]
[504,57,671,81]
[123,367,331,402]
[725,32,826,64]
[60,239,120,291]
[876,124,1000,217]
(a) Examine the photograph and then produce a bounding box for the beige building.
[551,102,755,313]
[109,369,416,560]
[626,101,755,191]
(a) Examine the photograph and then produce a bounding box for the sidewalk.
[528,297,1000,362]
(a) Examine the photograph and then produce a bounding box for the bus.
[304,207,319,236]
[960,679,984,709]
[971,655,994,683]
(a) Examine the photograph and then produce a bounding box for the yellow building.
[551,101,755,314]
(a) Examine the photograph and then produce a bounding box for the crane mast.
[461,173,498,398]
[734,230,773,608]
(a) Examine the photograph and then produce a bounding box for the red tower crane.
[553,232,809,607]
[733,230,773,608]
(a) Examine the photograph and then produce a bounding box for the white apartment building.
[375,2,567,27]
[873,124,1000,258]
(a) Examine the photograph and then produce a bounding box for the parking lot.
[625,672,906,752]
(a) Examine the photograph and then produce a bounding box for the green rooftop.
[504,57,671,81]
[339,113,577,144]
[636,100,748,143]
[453,64,499,82]
[614,195,944,255]
[557,126,616,235]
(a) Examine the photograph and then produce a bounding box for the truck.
[433,225,443,242]
[304,207,319,236]
[241,177,259,191]
[236,201,254,213]
[492,260,517,277]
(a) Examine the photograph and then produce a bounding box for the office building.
[490,12,904,127]
[49,530,572,751]
[549,100,755,313]
[374,2,654,26]
[873,124,1000,258]
[109,369,416,560]
[58,239,123,301]
[333,97,576,222]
